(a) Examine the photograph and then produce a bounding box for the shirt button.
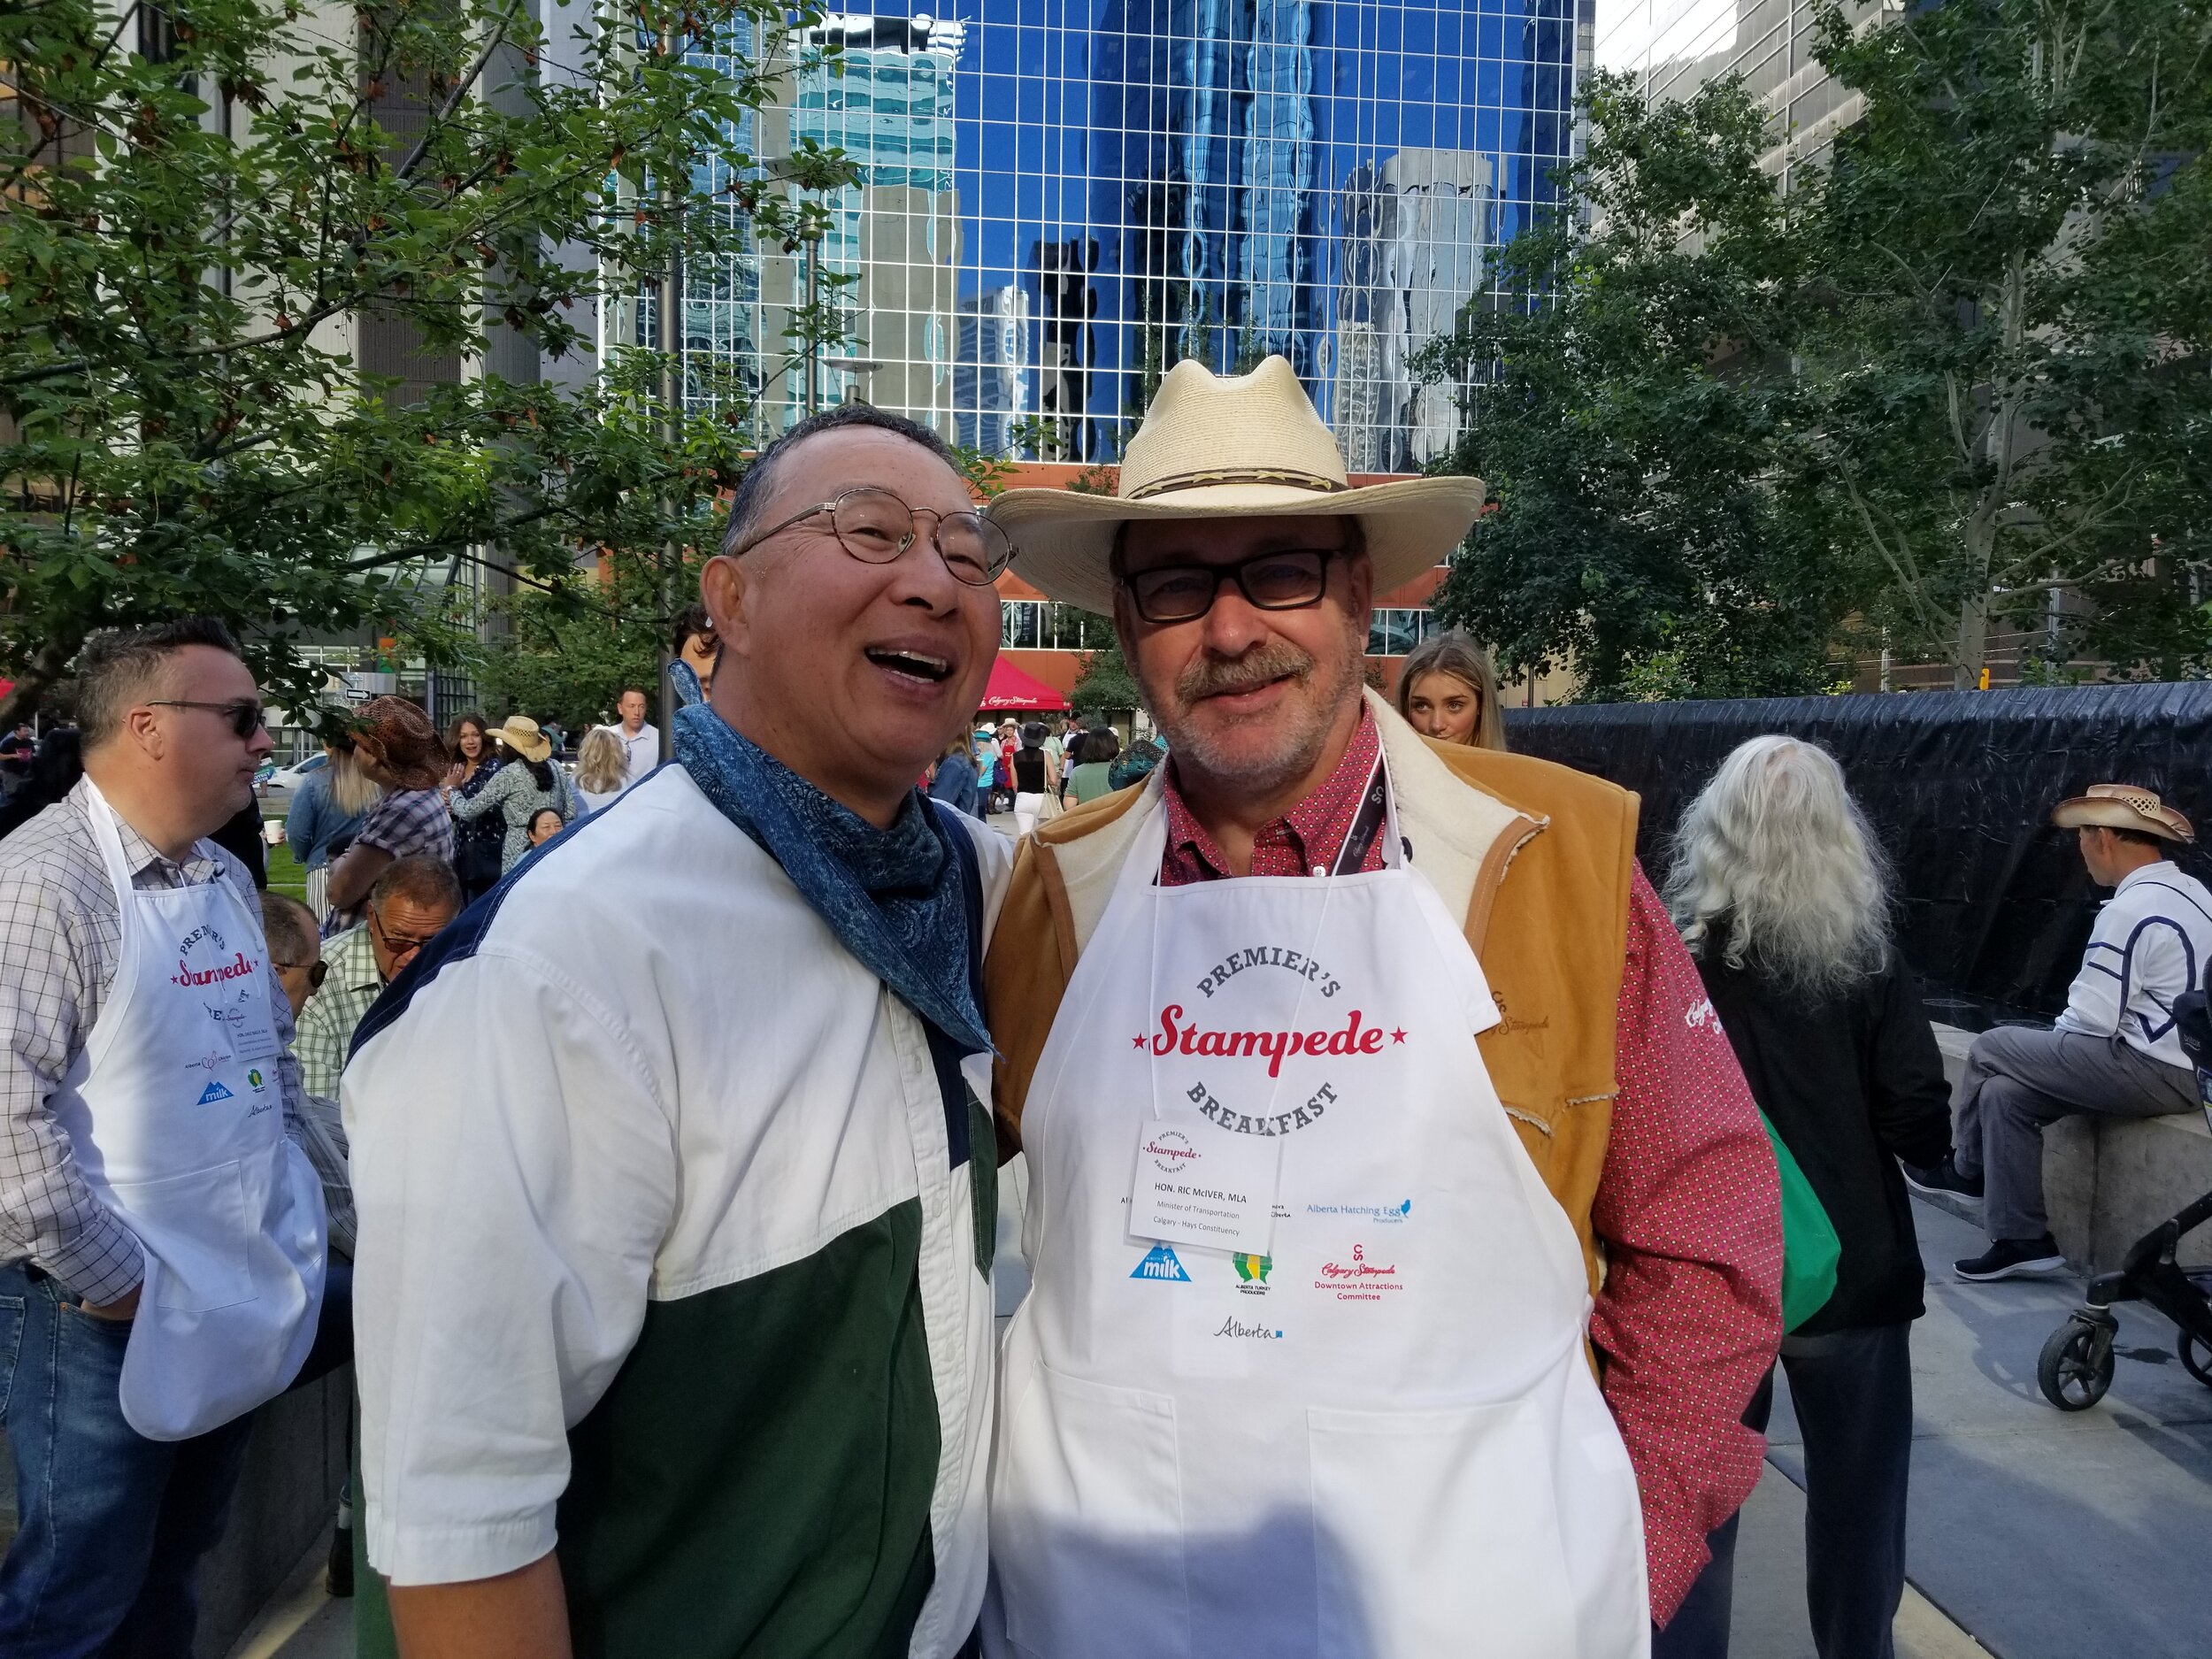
[1311,864,1326,878]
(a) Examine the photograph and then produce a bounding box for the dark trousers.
[1653,1323,1914,1659]
[0,1263,256,1659]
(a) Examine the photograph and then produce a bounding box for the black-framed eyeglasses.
[1119,548,1343,626]
[145,699,266,739]
[274,959,329,991]
[732,486,1015,586]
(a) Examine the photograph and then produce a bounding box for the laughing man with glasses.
[345,404,1011,1659]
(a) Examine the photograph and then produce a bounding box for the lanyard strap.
[1331,757,1391,877]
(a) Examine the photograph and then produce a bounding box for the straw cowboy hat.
[488,715,552,764]
[987,356,1486,617]
[2052,784,2195,844]
[348,696,448,791]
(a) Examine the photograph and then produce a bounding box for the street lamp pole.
[803,222,824,417]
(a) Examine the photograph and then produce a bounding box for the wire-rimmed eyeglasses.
[731,486,1015,587]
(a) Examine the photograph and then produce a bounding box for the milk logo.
[1131,1242,1191,1283]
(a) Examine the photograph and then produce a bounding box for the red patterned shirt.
[1157,713,1783,1624]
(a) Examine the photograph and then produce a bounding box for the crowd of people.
[0,357,2206,1659]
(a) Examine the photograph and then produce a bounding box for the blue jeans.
[0,1263,255,1659]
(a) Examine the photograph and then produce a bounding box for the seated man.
[260,889,354,1259]
[1913,785,2212,1279]
[293,855,461,1102]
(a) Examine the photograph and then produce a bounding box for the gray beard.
[1142,630,1366,801]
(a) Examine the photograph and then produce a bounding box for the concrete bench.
[1932,1022,2212,1274]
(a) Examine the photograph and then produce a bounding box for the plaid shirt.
[1158,715,1783,1621]
[0,779,311,1303]
[294,922,383,1101]
[326,787,455,933]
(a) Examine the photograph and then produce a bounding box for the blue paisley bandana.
[675,703,989,1055]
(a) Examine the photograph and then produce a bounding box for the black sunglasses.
[146,699,266,739]
[274,959,329,990]
[1118,548,1343,626]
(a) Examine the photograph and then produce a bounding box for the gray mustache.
[1176,641,1317,705]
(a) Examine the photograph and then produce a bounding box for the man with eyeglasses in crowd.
[0,618,326,1657]
[345,404,1013,1658]
[978,360,1782,1655]
[293,856,460,1102]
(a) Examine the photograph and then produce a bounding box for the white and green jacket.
[346,763,1010,1657]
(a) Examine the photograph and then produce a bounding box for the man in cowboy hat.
[978,357,1782,1655]
[1912,785,2212,1281]
[324,695,454,933]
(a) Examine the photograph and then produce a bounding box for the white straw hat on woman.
[986,355,1486,616]
[488,715,552,764]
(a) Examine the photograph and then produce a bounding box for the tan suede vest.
[984,728,1640,1294]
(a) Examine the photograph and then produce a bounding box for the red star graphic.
[1132,1033,1148,1049]
[1391,1028,1408,1044]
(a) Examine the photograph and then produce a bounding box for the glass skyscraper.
[674,0,1586,465]
[1592,0,1878,183]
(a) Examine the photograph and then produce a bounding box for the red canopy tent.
[977,658,1070,712]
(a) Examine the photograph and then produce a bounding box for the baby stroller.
[2035,988,2212,1409]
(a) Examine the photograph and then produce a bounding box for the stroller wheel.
[2181,1332,2212,1390]
[2038,1317,2115,1410]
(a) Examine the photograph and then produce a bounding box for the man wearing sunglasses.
[976,359,1783,1657]
[346,403,1012,1659]
[0,618,327,1657]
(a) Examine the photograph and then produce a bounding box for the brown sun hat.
[348,696,449,791]
[984,355,1487,616]
[488,715,552,764]
[2051,784,2195,844]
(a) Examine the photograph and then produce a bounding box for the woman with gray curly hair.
[1658,735,1953,1659]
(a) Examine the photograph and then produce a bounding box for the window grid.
[661,2,1586,460]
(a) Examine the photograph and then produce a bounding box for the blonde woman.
[284,741,383,922]
[1394,629,1507,750]
[1660,736,1952,1659]
[573,726,630,816]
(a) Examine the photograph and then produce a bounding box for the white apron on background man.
[986,764,1647,1659]
[46,782,325,1440]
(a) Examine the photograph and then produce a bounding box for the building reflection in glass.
[670,0,1583,461]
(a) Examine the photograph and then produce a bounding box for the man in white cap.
[1912,784,2212,1280]
[979,357,1782,1655]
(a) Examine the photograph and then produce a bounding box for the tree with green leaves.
[1417,75,1860,701]
[0,0,856,724]
[1794,0,2212,683]
[1422,0,2211,698]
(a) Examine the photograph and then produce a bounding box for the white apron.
[987,767,1648,1658]
[48,783,326,1440]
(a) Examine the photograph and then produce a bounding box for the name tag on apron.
[1130,1113,1279,1255]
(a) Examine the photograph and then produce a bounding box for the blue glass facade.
[669,0,1586,463]
[961,0,1585,464]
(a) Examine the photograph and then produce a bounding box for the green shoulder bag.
[1761,1113,1841,1333]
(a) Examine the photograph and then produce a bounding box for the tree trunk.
[1955,593,1989,689]
[0,634,83,728]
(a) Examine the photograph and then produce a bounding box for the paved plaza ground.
[220,1191,2212,1659]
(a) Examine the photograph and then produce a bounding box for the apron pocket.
[996,1362,1190,1659]
[108,1161,255,1313]
[1308,1398,1577,1659]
